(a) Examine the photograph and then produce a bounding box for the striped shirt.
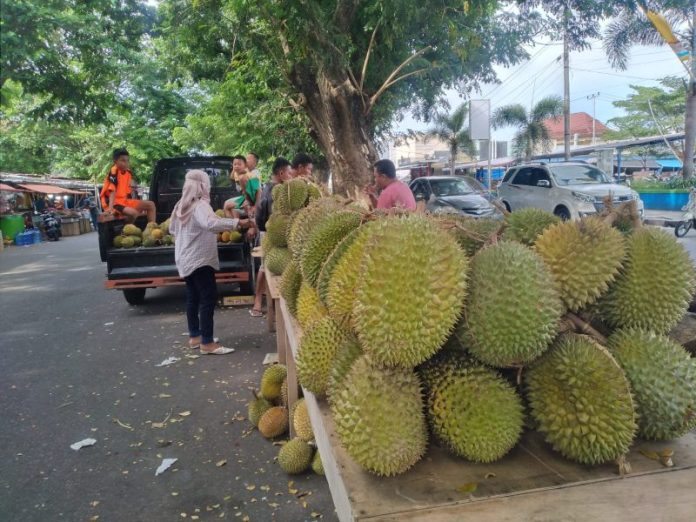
[170,202,239,278]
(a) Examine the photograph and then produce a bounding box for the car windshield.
[549,165,610,185]
[430,179,475,196]
[166,166,232,189]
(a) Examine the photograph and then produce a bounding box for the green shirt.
[244,176,261,204]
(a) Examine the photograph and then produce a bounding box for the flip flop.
[249,309,264,317]
[200,346,235,355]
[189,337,219,349]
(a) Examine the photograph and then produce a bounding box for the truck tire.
[123,288,146,305]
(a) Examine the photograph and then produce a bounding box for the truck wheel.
[554,206,571,221]
[123,288,146,305]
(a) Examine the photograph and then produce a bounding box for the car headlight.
[571,191,595,203]
[630,191,640,200]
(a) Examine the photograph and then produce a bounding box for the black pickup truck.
[98,156,253,305]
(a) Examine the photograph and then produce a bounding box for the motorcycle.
[42,210,62,241]
[675,187,696,238]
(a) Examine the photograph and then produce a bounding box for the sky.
[395,40,689,142]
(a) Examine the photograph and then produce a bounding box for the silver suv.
[497,161,643,220]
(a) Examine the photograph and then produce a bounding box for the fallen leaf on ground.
[485,472,496,479]
[178,411,191,417]
[246,485,256,491]
[216,460,227,467]
[158,393,172,398]
[113,418,134,431]
[457,482,478,494]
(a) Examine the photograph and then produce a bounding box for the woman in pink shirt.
[365,159,417,211]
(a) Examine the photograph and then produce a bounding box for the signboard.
[469,100,490,141]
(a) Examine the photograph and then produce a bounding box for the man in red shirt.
[365,159,416,211]
[100,148,156,223]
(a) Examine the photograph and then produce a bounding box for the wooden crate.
[276,298,696,522]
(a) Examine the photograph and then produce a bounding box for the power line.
[570,67,670,81]
[481,45,552,99]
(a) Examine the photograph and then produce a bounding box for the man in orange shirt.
[100,148,156,223]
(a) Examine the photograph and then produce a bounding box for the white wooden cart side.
[275,297,696,522]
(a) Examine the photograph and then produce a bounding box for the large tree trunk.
[291,68,377,194]
[684,79,695,180]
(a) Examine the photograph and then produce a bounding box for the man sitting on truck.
[100,148,156,223]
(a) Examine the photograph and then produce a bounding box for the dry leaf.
[216,459,227,467]
[151,422,165,429]
[113,418,134,431]
[484,472,496,479]
[311,512,322,519]
[639,449,660,461]
[90,501,100,507]
[158,393,172,398]
[457,482,478,494]
[179,411,191,417]
[246,485,256,491]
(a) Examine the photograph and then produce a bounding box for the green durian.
[292,398,314,442]
[435,215,503,257]
[266,213,292,248]
[248,393,273,427]
[280,260,303,316]
[607,328,696,440]
[120,236,135,248]
[296,281,327,329]
[122,223,142,237]
[311,451,324,475]
[265,247,291,276]
[278,438,313,474]
[327,335,363,403]
[113,235,124,248]
[503,208,560,246]
[296,317,346,397]
[316,227,361,306]
[288,198,341,261]
[526,334,637,465]
[260,364,287,401]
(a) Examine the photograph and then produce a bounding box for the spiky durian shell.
[607,328,696,440]
[248,396,273,427]
[288,198,341,261]
[278,438,313,474]
[435,215,503,257]
[503,208,560,246]
[600,227,696,333]
[422,357,524,462]
[280,260,303,316]
[353,215,468,368]
[258,406,289,438]
[526,334,637,465]
[458,241,562,367]
[311,451,324,475]
[266,212,292,248]
[292,398,314,442]
[331,355,427,476]
[296,317,346,397]
[265,247,291,275]
[534,217,625,311]
[316,227,361,306]
[296,281,327,329]
[260,364,287,400]
[300,210,363,286]
[327,335,363,403]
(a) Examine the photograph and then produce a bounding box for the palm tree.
[603,4,694,180]
[492,96,563,161]
[429,102,475,176]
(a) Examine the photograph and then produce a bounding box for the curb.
[644,218,677,228]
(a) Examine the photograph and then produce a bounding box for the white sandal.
[189,337,219,349]
[200,345,234,355]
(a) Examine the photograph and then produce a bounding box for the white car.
[497,161,644,220]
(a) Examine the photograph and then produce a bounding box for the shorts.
[113,200,140,212]
[226,196,245,209]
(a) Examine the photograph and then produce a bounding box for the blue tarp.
[657,159,683,169]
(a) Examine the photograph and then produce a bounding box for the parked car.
[409,176,500,218]
[497,161,644,220]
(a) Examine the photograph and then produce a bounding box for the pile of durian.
[247,363,325,476]
[112,220,173,248]
[269,189,696,478]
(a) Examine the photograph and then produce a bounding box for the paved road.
[0,233,335,522]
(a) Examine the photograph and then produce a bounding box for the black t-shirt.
[256,181,276,231]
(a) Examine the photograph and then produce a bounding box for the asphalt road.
[0,233,336,522]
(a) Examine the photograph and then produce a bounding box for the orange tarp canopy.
[0,183,23,192]
[16,183,88,195]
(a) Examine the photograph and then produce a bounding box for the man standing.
[291,153,314,181]
[365,159,416,211]
[100,148,156,223]
[246,152,261,179]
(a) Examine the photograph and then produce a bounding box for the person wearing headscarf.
[170,170,253,355]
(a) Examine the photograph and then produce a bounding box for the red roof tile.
[543,112,608,140]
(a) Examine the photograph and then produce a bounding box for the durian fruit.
[288,198,341,261]
[296,282,327,329]
[160,219,171,235]
[300,210,363,286]
[277,438,313,474]
[458,241,562,367]
[248,392,273,427]
[260,231,272,254]
[307,183,322,201]
[421,353,524,462]
[280,261,303,315]
[436,216,503,257]
[311,451,324,475]
[280,378,288,407]
[526,334,637,465]
[607,328,696,440]
[220,231,231,242]
[292,398,314,442]
[120,236,135,248]
[265,247,291,276]
[353,215,468,367]
[600,227,696,333]
[142,237,157,247]
[122,223,142,237]
[145,221,158,231]
[327,336,363,403]
[228,230,242,243]
[331,355,427,476]
[163,234,174,246]
[258,406,289,438]
[131,236,142,247]
[273,179,309,215]
[260,364,287,401]
[534,217,625,311]
[325,221,379,325]
[113,235,124,248]
[151,228,164,240]
[266,213,292,248]
[503,208,560,246]
[215,209,225,217]
[272,183,292,215]
[296,317,346,397]
[316,228,360,306]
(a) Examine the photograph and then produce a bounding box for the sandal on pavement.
[189,337,219,349]
[200,345,235,355]
[249,309,264,317]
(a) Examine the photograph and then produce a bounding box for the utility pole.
[587,92,600,145]
[563,15,571,161]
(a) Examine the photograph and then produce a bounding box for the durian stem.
[565,312,608,345]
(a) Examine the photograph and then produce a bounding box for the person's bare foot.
[200,342,234,355]
[189,336,202,348]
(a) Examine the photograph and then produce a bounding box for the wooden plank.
[276,297,696,522]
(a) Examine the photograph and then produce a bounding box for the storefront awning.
[16,183,88,195]
[0,183,23,192]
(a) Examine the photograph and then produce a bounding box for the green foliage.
[492,96,563,160]
[631,178,695,191]
[429,103,475,172]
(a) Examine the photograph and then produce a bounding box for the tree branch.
[366,49,430,114]
[360,19,381,95]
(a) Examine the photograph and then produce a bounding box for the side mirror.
[415,193,425,202]
[536,179,551,188]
